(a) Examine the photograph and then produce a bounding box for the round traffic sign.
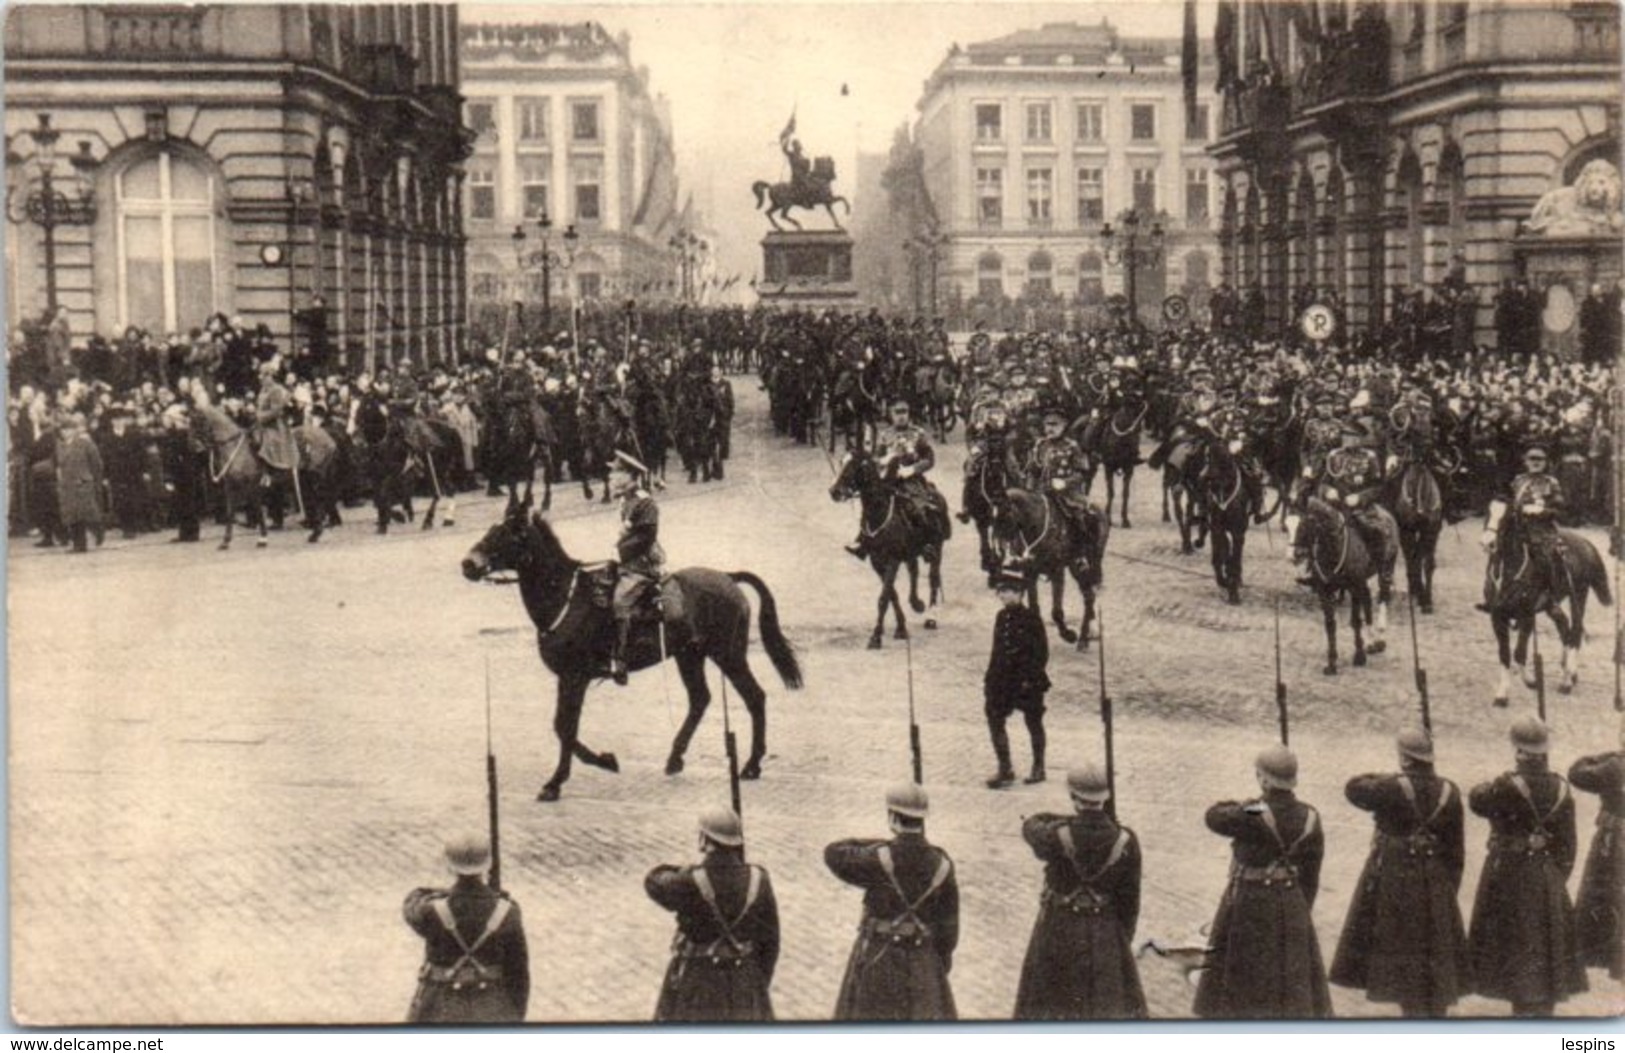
[1162,294,1189,323]
[1299,302,1337,342]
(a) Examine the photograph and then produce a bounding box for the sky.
[472,1,1206,285]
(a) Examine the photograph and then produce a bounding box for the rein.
[861,494,896,539]
[208,432,250,484]
[1110,403,1148,437]
[1310,509,1350,581]
[1010,492,1052,560]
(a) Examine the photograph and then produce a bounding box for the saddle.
[587,562,687,625]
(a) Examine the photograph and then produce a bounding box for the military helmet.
[444,832,492,875]
[1396,725,1434,764]
[698,807,744,847]
[1066,762,1111,802]
[1255,744,1298,787]
[1510,716,1549,754]
[885,781,929,818]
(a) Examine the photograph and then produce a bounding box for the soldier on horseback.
[845,396,949,562]
[1029,407,1103,587]
[609,449,664,685]
[1503,443,1572,590]
[252,356,297,472]
[1315,422,1397,598]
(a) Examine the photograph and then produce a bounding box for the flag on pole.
[1181,0,1199,127]
[778,110,797,146]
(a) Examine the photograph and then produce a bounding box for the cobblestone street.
[10,386,1624,1025]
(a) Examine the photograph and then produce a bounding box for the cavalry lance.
[1407,588,1432,732]
[1274,594,1290,746]
[485,655,503,892]
[905,628,923,784]
[1097,605,1118,821]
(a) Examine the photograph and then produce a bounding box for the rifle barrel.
[484,656,502,893]
[1099,609,1117,820]
[1274,595,1289,746]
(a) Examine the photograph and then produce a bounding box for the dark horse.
[829,448,946,649]
[372,416,462,533]
[991,488,1102,648]
[1198,432,1253,605]
[461,500,803,801]
[1090,401,1147,529]
[960,440,1013,573]
[751,177,850,232]
[484,398,554,512]
[1390,456,1444,613]
[1289,496,1393,675]
[1481,499,1613,706]
[191,405,331,549]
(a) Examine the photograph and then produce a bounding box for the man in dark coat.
[710,363,735,468]
[1330,726,1471,1016]
[1014,763,1147,1019]
[403,832,529,1023]
[983,566,1051,787]
[101,408,153,538]
[645,807,779,1021]
[159,403,202,543]
[1569,729,1624,980]
[1194,745,1333,1019]
[55,413,105,553]
[826,782,958,1020]
[1467,716,1586,1016]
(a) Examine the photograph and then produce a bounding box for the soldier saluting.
[645,807,780,1021]
[1569,724,1625,980]
[402,833,530,1023]
[825,783,959,1020]
[1329,726,1471,1017]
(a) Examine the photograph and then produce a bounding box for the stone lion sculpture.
[1526,158,1623,236]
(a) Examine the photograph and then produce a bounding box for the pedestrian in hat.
[645,807,780,1021]
[1193,745,1332,1019]
[1014,763,1147,1019]
[983,565,1050,788]
[403,832,530,1023]
[1467,717,1586,1016]
[54,412,106,554]
[1568,723,1625,980]
[825,782,958,1020]
[608,448,663,685]
[1330,726,1471,1017]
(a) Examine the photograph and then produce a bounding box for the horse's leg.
[305,471,325,543]
[718,644,770,780]
[1075,567,1096,651]
[906,554,925,615]
[1105,471,1116,525]
[666,648,711,776]
[1492,613,1514,706]
[1050,571,1077,645]
[1322,592,1340,675]
[420,491,438,531]
[869,559,893,649]
[1120,466,1134,529]
[539,676,589,802]
[1515,619,1536,687]
[924,552,942,630]
[1351,584,1369,667]
[889,560,911,641]
[1161,473,1173,524]
[1547,603,1578,694]
[253,482,269,548]
[1421,523,1439,613]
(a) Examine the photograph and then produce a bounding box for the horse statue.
[461,499,803,802]
[1480,499,1613,706]
[990,487,1105,648]
[1287,495,1394,675]
[829,446,946,649]
[752,154,851,232]
[190,403,333,549]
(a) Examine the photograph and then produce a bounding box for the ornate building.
[459,22,686,334]
[4,4,470,369]
[912,20,1219,328]
[1210,1,1621,346]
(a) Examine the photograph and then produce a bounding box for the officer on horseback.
[1319,421,1396,595]
[1505,443,1571,589]
[960,395,1013,524]
[1029,407,1103,587]
[846,396,948,561]
[609,449,664,685]
[252,356,297,471]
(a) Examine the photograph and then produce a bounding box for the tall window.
[572,158,602,223]
[1026,251,1054,296]
[468,167,495,220]
[1077,167,1104,222]
[571,101,600,142]
[577,273,602,301]
[1130,103,1156,141]
[1132,167,1158,212]
[1076,103,1104,142]
[471,272,502,299]
[1185,104,1209,141]
[1185,168,1209,221]
[976,166,1003,225]
[517,97,549,143]
[521,161,549,219]
[117,151,216,332]
[1025,102,1053,143]
[1026,168,1053,226]
[466,100,496,135]
[1078,251,1104,304]
[974,103,1002,142]
[977,251,1003,299]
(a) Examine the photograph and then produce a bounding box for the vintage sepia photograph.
[4,0,1622,1029]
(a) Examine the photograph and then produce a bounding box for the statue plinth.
[758,230,858,307]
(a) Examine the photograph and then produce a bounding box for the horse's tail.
[729,571,803,689]
[752,181,769,209]
[837,195,851,215]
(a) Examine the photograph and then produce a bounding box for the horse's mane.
[524,511,575,570]
[193,404,243,444]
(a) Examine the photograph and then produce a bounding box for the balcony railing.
[100,6,207,56]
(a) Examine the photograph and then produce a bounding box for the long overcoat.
[1014,810,1146,1019]
[1329,769,1471,1007]
[826,833,958,1021]
[645,851,780,1021]
[403,877,530,1023]
[1193,789,1332,1019]
[55,432,105,527]
[1567,750,1624,979]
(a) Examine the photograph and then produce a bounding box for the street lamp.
[515,209,578,338]
[1100,208,1164,327]
[911,230,949,317]
[668,230,704,302]
[6,114,99,316]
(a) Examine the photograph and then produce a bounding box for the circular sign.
[259,243,286,267]
[1542,283,1577,334]
[1162,294,1189,323]
[1299,302,1337,342]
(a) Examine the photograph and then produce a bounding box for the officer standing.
[608,449,663,685]
[1329,726,1471,1017]
[983,566,1050,788]
[1466,717,1586,1016]
[402,833,530,1023]
[1014,763,1147,1019]
[1568,725,1624,980]
[645,807,780,1021]
[825,783,958,1020]
[1193,745,1333,1019]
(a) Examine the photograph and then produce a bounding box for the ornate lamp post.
[7,114,99,315]
[668,230,705,302]
[1100,208,1164,326]
[911,230,949,316]
[514,208,577,339]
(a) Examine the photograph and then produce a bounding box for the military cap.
[888,395,911,410]
[992,566,1027,592]
[885,781,929,818]
[1067,762,1111,802]
[1255,744,1298,786]
[444,831,492,875]
[698,807,744,847]
[1042,406,1067,424]
[1396,725,1434,764]
[1523,443,1549,461]
[1510,716,1549,754]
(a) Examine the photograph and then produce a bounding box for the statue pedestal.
[758,230,858,307]
[1514,232,1623,357]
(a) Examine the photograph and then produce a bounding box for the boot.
[845,534,868,561]
[609,619,632,685]
[1024,718,1047,783]
[985,716,1016,788]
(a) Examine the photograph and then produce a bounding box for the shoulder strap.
[1058,825,1130,885]
[431,896,512,966]
[1397,775,1453,829]
[877,845,952,919]
[691,866,762,949]
[1512,773,1570,827]
[1259,802,1318,856]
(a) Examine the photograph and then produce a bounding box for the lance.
[720,675,743,825]
[905,627,923,784]
[485,655,502,892]
[1407,587,1431,732]
[1274,593,1290,745]
[1533,620,1547,723]
[1097,605,1118,821]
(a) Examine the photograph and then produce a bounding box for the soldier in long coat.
[1567,729,1624,980]
[1014,763,1147,1020]
[55,414,105,553]
[826,782,958,1021]
[1194,745,1333,1019]
[983,566,1051,788]
[1467,717,1586,1016]
[645,807,780,1022]
[253,358,297,471]
[403,833,529,1023]
[1330,726,1471,1016]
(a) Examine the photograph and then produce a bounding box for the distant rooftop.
[461,21,625,59]
[959,18,1212,67]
